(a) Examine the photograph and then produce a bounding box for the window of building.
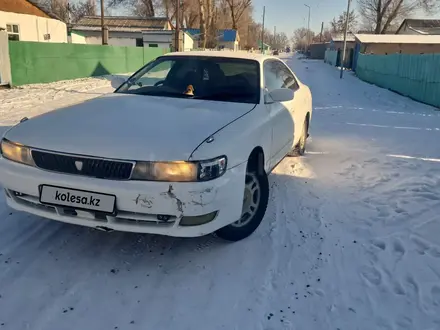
[148,44,158,47]
[136,38,143,47]
[6,24,20,41]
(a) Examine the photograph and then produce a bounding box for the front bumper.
[0,158,246,237]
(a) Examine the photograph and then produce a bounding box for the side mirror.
[111,76,126,89]
[265,88,294,103]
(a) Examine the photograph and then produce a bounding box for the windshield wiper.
[128,89,191,98]
[194,91,256,102]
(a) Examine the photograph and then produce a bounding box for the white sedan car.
[0,51,312,241]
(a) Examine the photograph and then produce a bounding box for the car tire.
[215,169,269,242]
[288,119,308,157]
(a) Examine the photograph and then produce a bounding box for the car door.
[263,60,295,168]
[276,61,306,147]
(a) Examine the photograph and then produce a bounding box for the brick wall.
[0,0,49,19]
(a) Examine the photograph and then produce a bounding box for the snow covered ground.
[0,75,119,129]
[1,55,440,330]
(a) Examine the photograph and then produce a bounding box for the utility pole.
[320,21,324,42]
[175,0,180,52]
[304,4,311,52]
[273,26,276,49]
[67,1,71,25]
[340,0,351,79]
[261,6,265,53]
[100,0,107,45]
[247,24,250,49]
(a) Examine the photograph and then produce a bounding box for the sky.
[98,0,438,38]
[252,0,438,36]
[252,0,352,35]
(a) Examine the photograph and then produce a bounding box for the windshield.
[116,56,260,104]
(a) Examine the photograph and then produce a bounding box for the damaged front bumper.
[0,158,246,237]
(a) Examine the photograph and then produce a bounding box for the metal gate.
[0,31,12,86]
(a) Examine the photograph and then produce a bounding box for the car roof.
[163,51,279,63]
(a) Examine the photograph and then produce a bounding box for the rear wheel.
[288,119,308,157]
[216,169,269,242]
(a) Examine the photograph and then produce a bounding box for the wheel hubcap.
[232,173,261,227]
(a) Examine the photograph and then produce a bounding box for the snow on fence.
[8,42,168,86]
[324,49,338,66]
[356,53,440,108]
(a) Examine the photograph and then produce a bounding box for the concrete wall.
[362,42,440,55]
[72,30,143,47]
[331,40,355,50]
[8,41,168,85]
[143,31,172,49]
[219,40,238,50]
[0,11,67,43]
[70,31,86,44]
[183,32,194,51]
[144,30,194,51]
[0,31,12,85]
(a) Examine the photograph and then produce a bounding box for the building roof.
[0,0,61,20]
[396,19,440,34]
[29,0,62,19]
[354,33,440,44]
[163,50,276,62]
[331,32,356,42]
[184,29,238,42]
[73,16,169,32]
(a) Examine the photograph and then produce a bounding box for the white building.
[71,16,171,47]
[142,30,194,51]
[0,0,67,43]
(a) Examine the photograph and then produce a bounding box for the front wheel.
[288,119,308,157]
[216,170,269,242]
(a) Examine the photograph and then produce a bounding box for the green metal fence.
[356,53,440,108]
[9,41,168,86]
[324,49,338,66]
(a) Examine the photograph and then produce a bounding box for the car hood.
[5,93,255,161]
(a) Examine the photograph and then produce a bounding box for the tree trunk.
[226,0,237,30]
[206,0,215,47]
[145,0,155,16]
[374,0,382,33]
[381,0,404,33]
[198,0,207,48]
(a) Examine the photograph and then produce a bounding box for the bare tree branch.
[107,0,155,17]
[224,0,251,30]
[358,0,438,34]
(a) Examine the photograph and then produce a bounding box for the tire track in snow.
[254,157,329,328]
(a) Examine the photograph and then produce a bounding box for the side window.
[278,62,300,91]
[128,61,174,90]
[263,61,284,92]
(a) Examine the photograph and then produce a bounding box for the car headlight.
[0,139,35,166]
[131,156,227,182]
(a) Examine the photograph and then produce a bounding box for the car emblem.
[75,161,83,171]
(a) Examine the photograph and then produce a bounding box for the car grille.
[31,150,134,180]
